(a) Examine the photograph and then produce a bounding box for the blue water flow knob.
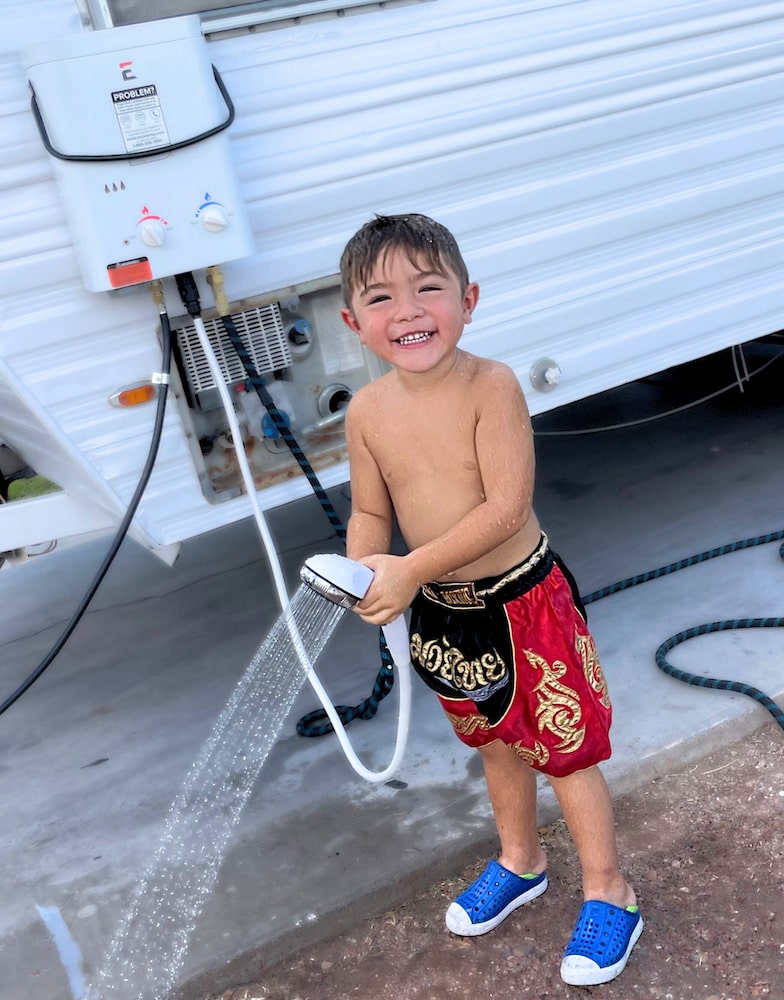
[262,410,291,439]
[288,319,312,345]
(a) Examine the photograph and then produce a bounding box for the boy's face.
[341,247,479,376]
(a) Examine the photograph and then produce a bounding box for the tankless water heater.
[25,16,254,292]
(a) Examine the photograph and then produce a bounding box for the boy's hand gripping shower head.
[299,553,413,782]
[300,553,411,667]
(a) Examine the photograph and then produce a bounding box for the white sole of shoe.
[445,874,548,937]
[560,915,644,986]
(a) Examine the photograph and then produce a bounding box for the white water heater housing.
[25,16,254,292]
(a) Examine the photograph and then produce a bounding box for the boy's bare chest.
[371,392,480,488]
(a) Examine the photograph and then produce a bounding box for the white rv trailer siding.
[1,0,783,552]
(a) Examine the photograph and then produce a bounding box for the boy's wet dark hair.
[340,213,470,307]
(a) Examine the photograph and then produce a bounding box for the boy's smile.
[396,331,433,345]
[341,248,479,377]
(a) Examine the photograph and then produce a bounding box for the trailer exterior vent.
[175,304,291,405]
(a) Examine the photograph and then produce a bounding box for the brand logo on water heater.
[119,60,137,82]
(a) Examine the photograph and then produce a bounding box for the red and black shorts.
[408,535,612,778]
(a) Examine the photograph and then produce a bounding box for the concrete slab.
[1,344,782,1000]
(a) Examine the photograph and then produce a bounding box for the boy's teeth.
[397,332,431,344]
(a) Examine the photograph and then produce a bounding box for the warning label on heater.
[112,83,170,153]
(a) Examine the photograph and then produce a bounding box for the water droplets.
[87,587,345,1000]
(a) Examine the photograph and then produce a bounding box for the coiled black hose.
[583,531,784,730]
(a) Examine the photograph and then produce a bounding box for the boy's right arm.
[345,397,393,562]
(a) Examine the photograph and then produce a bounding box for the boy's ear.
[463,281,480,323]
[341,307,362,334]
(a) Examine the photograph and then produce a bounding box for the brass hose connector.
[206,265,231,317]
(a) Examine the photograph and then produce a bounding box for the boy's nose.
[394,294,424,322]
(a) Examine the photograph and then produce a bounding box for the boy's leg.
[445,741,547,936]
[546,764,634,906]
[548,764,642,986]
[478,740,546,876]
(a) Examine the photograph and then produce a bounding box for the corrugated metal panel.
[175,305,290,396]
[2,0,784,549]
[214,0,784,386]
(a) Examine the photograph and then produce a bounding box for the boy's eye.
[367,294,390,305]
[420,284,442,292]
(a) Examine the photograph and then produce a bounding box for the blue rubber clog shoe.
[560,899,643,985]
[445,859,548,936]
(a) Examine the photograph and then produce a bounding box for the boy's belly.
[399,510,543,584]
[435,519,544,583]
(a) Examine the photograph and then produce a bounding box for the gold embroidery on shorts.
[523,648,585,754]
[410,632,507,692]
[421,582,485,608]
[511,740,550,768]
[575,630,611,709]
[445,712,491,737]
[477,533,549,597]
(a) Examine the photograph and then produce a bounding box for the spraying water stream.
[86,584,345,1000]
[83,325,413,1000]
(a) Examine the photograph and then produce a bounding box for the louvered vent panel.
[176,305,291,395]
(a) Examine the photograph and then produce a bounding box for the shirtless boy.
[339,213,642,986]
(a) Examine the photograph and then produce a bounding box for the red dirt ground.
[205,723,784,1000]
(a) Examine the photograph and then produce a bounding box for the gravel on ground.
[205,722,784,1000]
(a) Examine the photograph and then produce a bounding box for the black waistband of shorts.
[419,534,552,610]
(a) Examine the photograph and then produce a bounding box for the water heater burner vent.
[176,304,291,398]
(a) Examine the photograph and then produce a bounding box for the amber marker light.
[108,383,158,408]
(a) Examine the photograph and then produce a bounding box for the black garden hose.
[0,303,172,717]
[583,530,784,731]
[220,312,347,543]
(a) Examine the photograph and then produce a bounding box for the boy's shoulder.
[349,353,520,402]
[459,351,521,388]
[345,370,395,428]
[349,369,395,406]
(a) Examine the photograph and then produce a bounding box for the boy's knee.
[477,740,513,762]
[546,763,601,790]
[477,741,538,777]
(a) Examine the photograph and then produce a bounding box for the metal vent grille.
[176,305,291,396]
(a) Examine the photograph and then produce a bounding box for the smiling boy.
[339,213,642,986]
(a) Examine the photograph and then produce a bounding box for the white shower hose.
[192,315,412,783]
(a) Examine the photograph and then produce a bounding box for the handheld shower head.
[298,552,413,783]
[300,553,375,610]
